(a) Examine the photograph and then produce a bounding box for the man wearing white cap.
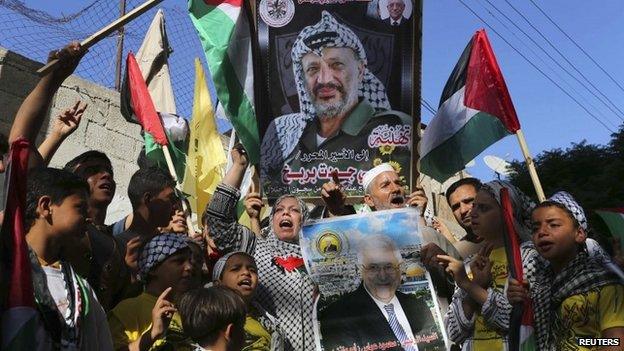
[320,162,428,217]
[322,163,460,312]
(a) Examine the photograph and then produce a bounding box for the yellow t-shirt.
[472,246,508,350]
[554,284,624,350]
[108,292,191,351]
[243,315,272,351]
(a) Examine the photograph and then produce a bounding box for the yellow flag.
[183,58,227,216]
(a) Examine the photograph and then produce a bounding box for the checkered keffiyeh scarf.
[548,191,588,230]
[261,11,392,179]
[138,233,190,281]
[521,190,619,350]
[291,10,390,120]
[523,244,620,350]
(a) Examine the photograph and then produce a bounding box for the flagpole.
[162,144,196,237]
[515,129,546,202]
[38,0,164,76]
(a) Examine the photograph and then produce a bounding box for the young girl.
[508,191,624,350]
[437,180,534,350]
[212,251,284,351]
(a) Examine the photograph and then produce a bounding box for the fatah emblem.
[316,231,342,257]
[259,0,295,28]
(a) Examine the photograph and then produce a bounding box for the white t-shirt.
[42,266,73,324]
[34,264,113,351]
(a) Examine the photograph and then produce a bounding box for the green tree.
[508,125,624,248]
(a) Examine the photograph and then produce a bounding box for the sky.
[421,0,624,185]
[11,0,624,188]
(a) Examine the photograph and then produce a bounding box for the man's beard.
[309,82,358,120]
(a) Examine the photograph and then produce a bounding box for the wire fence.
[0,0,213,121]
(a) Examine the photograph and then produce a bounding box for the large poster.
[301,208,448,351]
[256,0,420,200]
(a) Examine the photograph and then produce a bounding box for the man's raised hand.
[321,170,347,216]
[47,41,86,82]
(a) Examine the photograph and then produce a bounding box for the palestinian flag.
[188,0,260,164]
[500,187,536,351]
[596,208,624,241]
[1,138,37,351]
[121,53,186,180]
[420,29,520,183]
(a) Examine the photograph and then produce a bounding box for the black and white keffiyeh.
[522,243,620,350]
[261,11,391,179]
[291,11,390,119]
[548,191,588,230]
[521,191,622,350]
[138,233,190,281]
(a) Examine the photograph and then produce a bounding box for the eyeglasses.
[362,263,400,273]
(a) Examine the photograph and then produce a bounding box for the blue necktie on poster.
[384,304,418,351]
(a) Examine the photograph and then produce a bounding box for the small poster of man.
[256,0,420,200]
[300,208,448,351]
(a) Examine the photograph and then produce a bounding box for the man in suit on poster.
[384,0,408,28]
[319,234,445,351]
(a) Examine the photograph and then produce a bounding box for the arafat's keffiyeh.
[261,11,391,178]
[291,10,390,120]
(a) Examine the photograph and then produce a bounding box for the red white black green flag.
[420,29,520,183]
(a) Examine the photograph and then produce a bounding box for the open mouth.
[537,241,554,252]
[238,278,253,290]
[279,219,293,229]
[98,182,113,192]
[390,194,405,206]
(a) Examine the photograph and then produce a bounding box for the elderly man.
[385,0,407,27]
[261,11,411,199]
[320,234,444,351]
[322,163,459,258]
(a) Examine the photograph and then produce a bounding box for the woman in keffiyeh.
[438,180,535,351]
[508,191,624,350]
[205,147,316,351]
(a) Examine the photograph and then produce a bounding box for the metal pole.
[411,0,423,189]
[114,0,127,91]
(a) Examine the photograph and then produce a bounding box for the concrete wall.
[0,47,145,223]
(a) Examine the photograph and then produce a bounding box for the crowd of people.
[1,40,624,351]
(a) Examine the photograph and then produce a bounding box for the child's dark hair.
[445,177,482,204]
[63,150,113,175]
[25,168,89,230]
[532,201,581,229]
[178,286,247,346]
[127,166,175,210]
